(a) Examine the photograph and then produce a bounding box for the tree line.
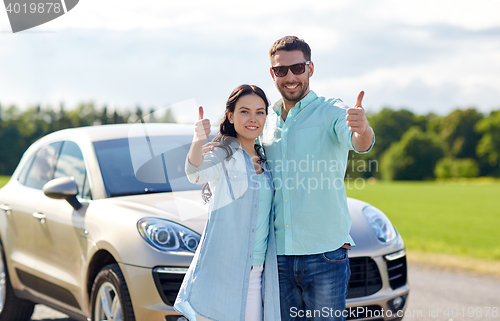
[1,102,499,180]
[347,107,500,180]
[0,102,176,175]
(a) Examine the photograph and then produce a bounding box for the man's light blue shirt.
[261,90,375,256]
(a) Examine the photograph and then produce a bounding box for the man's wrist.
[355,126,373,138]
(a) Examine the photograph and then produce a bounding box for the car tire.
[0,243,35,321]
[90,263,135,321]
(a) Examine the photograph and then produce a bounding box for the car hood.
[102,190,209,234]
[101,193,405,257]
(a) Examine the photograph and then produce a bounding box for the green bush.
[476,110,500,176]
[381,127,444,180]
[435,157,480,178]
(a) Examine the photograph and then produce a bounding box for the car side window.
[17,154,36,184]
[82,172,92,200]
[24,142,62,190]
[53,141,91,199]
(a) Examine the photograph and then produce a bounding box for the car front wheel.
[0,243,35,321]
[90,264,135,321]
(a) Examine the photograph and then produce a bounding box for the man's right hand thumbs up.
[194,106,211,142]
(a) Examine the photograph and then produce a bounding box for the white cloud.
[369,0,500,30]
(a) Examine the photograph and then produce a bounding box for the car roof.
[40,123,198,143]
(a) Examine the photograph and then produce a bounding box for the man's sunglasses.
[271,61,310,77]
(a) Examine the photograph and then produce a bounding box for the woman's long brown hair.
[201,84,269,203]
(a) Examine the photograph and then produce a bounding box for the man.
[261,36,375,320]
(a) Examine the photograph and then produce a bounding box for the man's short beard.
[279,79,309,105]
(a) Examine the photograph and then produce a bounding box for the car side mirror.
[43,177,82,210]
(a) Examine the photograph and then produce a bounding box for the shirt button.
[284,176,287,180]
[283,133,287,136]
[286,225,289,228]
[285,199,288,202]
[283,154,286,158]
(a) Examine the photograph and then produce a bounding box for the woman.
[174,85,280,321]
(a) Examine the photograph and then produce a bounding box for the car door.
[33,140,92,312]
[0,142,61,285]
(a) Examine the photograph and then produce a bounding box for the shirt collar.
[272,90,318,116]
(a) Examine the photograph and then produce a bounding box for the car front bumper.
[119,263,187,321]
[345,252,410,321]
[120,252,410,321]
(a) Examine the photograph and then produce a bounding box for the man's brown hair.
[269,36,311,61]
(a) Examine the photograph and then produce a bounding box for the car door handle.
[0,204,11,216]
[32,212,46,223]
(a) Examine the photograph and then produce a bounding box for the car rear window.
[93,135,200,197]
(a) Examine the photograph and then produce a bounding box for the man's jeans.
[277,248,350,321]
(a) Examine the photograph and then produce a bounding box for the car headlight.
[137,218,200,254]
[362,206,397,243]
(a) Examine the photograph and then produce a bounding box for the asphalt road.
[31,263,500,321]
[31,304,73,321]
[403,263,500,321]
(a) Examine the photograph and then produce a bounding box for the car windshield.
[94,135,200,197]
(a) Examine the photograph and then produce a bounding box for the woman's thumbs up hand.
[194,106,211,142]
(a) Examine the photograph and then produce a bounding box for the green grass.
[346,179,500,261]
[0,176,10,188]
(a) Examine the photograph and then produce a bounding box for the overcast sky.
[1,0,499,123]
